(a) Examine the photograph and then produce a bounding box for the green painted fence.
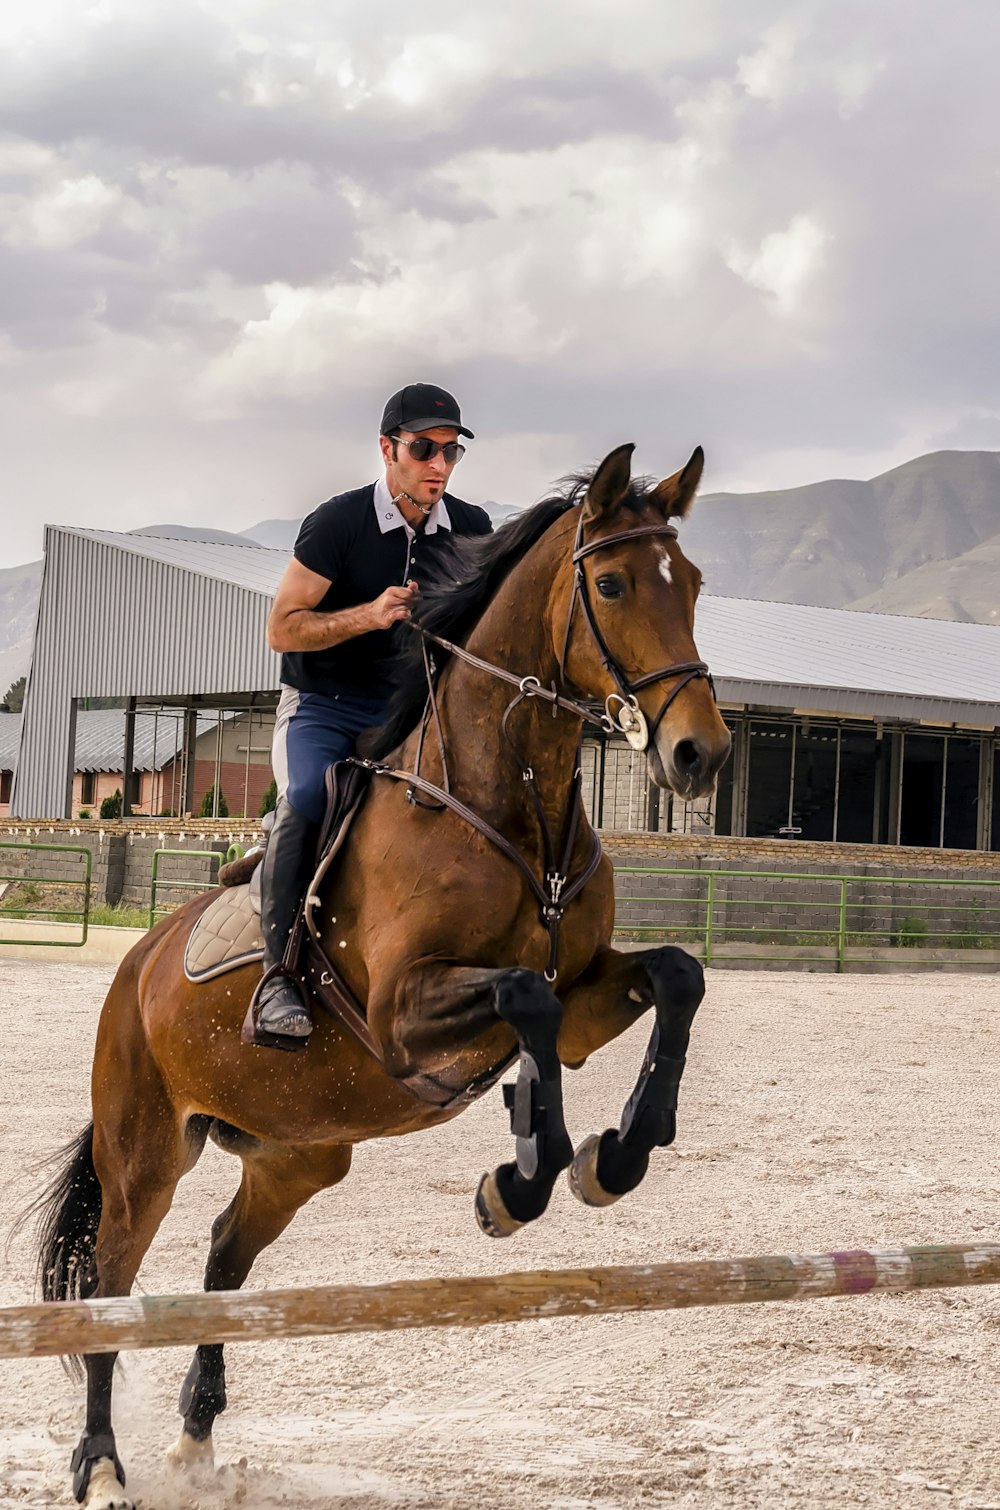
[613,867,1000,971]
[0,842,92,947]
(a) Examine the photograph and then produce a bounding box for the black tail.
[36,1122,101,1303]
[24,1123,102,1376]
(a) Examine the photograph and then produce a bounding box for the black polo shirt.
[281,482,493,696]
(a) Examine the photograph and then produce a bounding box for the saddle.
[187,759,518,1107]
[184,762,370,985]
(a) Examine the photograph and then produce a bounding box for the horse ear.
[583,443,635,521]
[651,446,704,519]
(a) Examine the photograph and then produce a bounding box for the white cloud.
[0,0,996,570]
[7,174,123,250]
[726,213,828,316]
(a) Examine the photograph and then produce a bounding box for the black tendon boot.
[242,798,316,1050]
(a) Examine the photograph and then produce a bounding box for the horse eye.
[596,575,625,599]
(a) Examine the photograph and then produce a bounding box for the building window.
[80,771,96,805]
[746,723,794,837]
[835,726,883,844]
[943,738,981,851]
[792,725,838,841]
[0,771,10,805]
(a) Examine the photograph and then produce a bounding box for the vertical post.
[64,698,79,820]
[243,707,253,821]
[976,736,994,852]
[122,697,137,818]
[183,708,198,817]
[832,726,842,841]
[836,878,847,974]
[704,872,715,967]
[151,708,160,818]
[891,732,904,846]
[939,736,948,849]
[646,779,660,834]
[596,737,607,830]
[787,723,797,829]
[213,711,223,818]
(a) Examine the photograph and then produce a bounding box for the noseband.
[561,516,713,751]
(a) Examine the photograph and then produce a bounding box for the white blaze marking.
[655,543,672,584]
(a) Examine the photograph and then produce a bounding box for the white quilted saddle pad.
[184,884,264,983]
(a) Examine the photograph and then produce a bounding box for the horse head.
[559,443,731,801]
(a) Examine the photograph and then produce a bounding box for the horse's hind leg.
[172,1136,353,1467]
[558,945,705,1208]
[73,1052,191,1507]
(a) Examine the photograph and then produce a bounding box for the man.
[246,383,493,1050]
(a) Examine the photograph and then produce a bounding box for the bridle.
[354,507,716,983]
[560,515,713,751]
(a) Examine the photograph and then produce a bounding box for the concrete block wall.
[3,821,998,950]
[605,842,1000,951]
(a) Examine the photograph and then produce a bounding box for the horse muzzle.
[649,725,732,802]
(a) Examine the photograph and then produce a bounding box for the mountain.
[680,450,1000,619]
[847,532,1000,622]
[1,454,997,694]
[131,523,266,547]
[240,518,299,551]
[241,499,520,551]
[0,559,43,697]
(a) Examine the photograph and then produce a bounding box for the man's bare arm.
[267,558,417,654]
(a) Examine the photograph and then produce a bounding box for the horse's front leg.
[379,962,574,1238]
[557,945,705,1208]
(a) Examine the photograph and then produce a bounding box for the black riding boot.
[243,798,316,1049]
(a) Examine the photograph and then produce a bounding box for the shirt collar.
[373,476,452,536]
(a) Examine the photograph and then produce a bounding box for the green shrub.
[199,784,229,818]
[78,809,91,820]
[894,915,929,948]
[99,788,122,820]
[259,777,278,818]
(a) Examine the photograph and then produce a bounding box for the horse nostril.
[673,739,703,778]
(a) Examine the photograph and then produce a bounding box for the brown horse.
[35,443,730,1509]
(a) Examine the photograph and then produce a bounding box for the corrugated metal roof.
[696,596,1000,718]
[1,709,228,773]
[0,712,20,770]
[71,529,289,594]
[72,709,225,772]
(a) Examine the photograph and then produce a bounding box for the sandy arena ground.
[1,959,999,1510]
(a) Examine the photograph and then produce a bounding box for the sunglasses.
[393,435,466,464]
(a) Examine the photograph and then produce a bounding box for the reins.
[356,508,717,982]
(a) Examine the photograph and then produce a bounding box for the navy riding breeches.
[272,685,388,827]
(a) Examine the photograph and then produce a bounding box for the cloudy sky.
[1,0,998,569]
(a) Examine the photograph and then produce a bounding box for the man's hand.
[368,582,418,630]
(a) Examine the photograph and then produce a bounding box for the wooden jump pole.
[3,1244,998,1360]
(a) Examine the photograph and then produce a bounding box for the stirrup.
[241,966,312,1053]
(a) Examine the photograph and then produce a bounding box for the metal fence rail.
[0,842,92,947]
[613,867,1000,971]
[149,848,222,928]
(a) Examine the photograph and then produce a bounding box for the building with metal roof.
[9,524,1000,849]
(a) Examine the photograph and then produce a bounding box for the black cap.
[379,382,474,439]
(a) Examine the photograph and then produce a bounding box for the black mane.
[365,468,651,761]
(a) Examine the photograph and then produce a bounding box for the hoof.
[474,1170,525,1238]
[167,1429,215,1474]
[81,1459,132,1510]
[567,1133,623,1209]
